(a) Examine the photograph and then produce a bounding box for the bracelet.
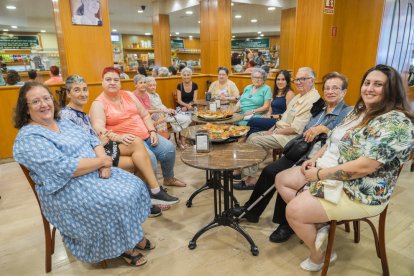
[148,129,157,134]
[252,110,256,114]
[317,169,322,181]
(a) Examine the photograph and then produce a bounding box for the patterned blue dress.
[13,119,151,263]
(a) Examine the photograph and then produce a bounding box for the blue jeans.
[246,117,277,136]
[144,134,176,178]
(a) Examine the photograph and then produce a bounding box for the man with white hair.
[235,67,321,190]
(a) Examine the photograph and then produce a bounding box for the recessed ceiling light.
[145,32,151,35]
[137,10,143,13]
[232,35,235,38]
[185,11,193,15]
[112,29,117,32]
[257,31,261,34]
[3,29,9,32]
[6,5,16,10]
[231,2,234,6]
[175,32,180,35]
[234,15,242,19]
[40,30,46,33]
[260,34,264,37]
[250,19,257,23]
[198,20,200,24]
[189,35,193,38]
[11,25,18,29]
[268,7,276,11]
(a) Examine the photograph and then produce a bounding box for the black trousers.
[244,156,295,225]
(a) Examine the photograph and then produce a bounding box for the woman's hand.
[99,167,111,179]
[119,134,136,145]
[150,131,159,147]
[181,106,188,112]
[261,114,271,118]
[167,108,176,115]
[98,130,111,145]
[187,104,194,111]
[301,159,316,174]
[303,127,321,143]
[219,94,227,101]
[304,166,319,182]
[244,110,254,116]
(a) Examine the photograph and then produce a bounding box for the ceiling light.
[231,3,234,6]
[189,35,193,38]
[11,25,18,29]
[257,31,261,34]
[185,11,193,15]
[234,15,242,19]
[137,10,143,13]
[232,35,235,38]
[268,7,276,11]
[145,32,151,35]
[112,29,117,32]
[251,19,257,23]
[40,30,46,33]
[260,34,264,37]
[175,32,180,35]
[3,29,9,32]
[198,20,200,24]
[6,5,16,10]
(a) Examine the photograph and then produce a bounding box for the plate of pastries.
[196,110,234,121]
[200,123,250,141]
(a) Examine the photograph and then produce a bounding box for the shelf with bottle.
[124,47,154,51]
[174,48,201,54]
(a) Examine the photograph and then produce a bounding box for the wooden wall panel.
[52,0,113,83]
[184,38,201,49]
[280,8,296,70]
[152,14,172,67]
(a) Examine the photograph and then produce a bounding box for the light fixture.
[144,32,151,35]
[137,10,143,13]
[6,5,16,10]
[112,29,117,32]
[40,30,46,33]
[3,29,9,32]
[231,3,234,6]
[251,19,257,23]
[257,31,261,34]
[268,7,276,11]
[234,15,242,19]
[232,35,235,38]
[260,34,264,37]
[175,32,180,35]
[198,20,200,24]
[189,35,193,39]
[185,10,193,15]
[11,25,18,29]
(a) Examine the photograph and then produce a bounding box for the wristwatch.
[148,129,157,134]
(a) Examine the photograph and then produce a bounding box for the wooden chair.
[321,166,404,276]
[19,165,107,272]
[55,87,67,108]
[272,148,283,161]
[20,165,56,273]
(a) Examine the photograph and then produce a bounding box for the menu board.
[171,39,185,49]
[231,38,270,49]
[0,35,41,50]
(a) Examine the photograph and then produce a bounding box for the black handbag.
[283,133,328,163]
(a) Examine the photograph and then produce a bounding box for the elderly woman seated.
[208,66,240,109]
[90,67,187,187]
[277,65,414,272]
[13,82,153,266]
[233,67,272,126]
[60,75,179,212]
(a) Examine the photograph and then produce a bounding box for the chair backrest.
[19,164,42,206]
[55,87,67,108]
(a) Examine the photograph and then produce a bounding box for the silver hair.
[158,67,170,77]
[65,74,86,91]
[298,67,316,79]
[145,76,156,84]
[133,74,146,84]
[251,67,267,81]
[180,67,193,76]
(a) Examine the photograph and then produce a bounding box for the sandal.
[135,237,156,251]
[121,250,147,266]
[164,177,187,187]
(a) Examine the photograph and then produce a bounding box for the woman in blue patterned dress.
[13,82,152,266]
[276,65,414,272]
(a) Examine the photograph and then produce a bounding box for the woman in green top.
[234,68,272,126]
[276,64,414,272]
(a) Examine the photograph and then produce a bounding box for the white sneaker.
[315,225,330,251]
[300,252,337,272]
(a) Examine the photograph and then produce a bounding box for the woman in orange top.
[90,67,186,187]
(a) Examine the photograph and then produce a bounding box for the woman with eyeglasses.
[233,67,272,126]
[277,65,414,272]
[208,66,240,108]
[245,70,295,136]
[13,82,153,266]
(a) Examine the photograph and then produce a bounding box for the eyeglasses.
[324,86,342,92]
[27,96,54,106]
[251,76,263,80]
[293,77,312,83]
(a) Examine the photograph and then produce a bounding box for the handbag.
[309,179,343,204]
[283,133,327,163]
